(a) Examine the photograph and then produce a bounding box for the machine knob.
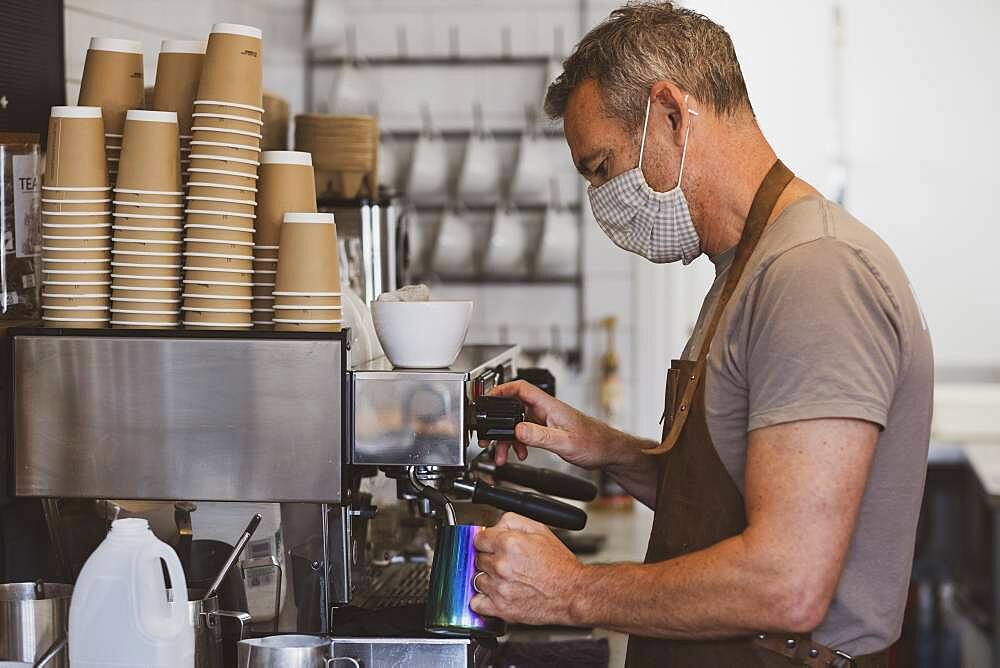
[474,396,525,441]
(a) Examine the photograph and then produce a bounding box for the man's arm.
[472,417,877,636]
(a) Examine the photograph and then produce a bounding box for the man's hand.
[483,380,640,469]
[469,512,586,625]
[483,380,661,506]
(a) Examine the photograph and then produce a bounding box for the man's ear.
[649,81,691,145]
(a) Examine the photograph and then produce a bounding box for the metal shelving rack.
[305,47,585,367]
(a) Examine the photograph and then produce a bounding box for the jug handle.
[138,541,189,636]
[204,609,252,639]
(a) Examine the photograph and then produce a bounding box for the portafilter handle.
[452,479,587,531]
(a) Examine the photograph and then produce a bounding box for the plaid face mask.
[587,95,701,264]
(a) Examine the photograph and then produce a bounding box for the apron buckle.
[833,649,856,667]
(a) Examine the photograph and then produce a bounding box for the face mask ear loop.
[675,95,699,189]
[637,95,653,170]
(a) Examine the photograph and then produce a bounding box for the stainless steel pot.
[188,588,251,668]
[238,635,355,668]
[0,583,71,668]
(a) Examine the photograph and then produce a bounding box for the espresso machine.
[5,327,593,666]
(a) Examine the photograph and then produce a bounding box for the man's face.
[563,78,683,193]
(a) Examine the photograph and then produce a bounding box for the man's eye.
[596,159,608,177]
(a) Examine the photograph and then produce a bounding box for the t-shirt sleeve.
[741,238,903,432]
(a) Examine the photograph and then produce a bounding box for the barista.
[469,3,932,666]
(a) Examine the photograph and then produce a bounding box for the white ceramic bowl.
[371,300,473,368]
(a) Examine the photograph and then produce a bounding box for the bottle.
[69,518,194,667]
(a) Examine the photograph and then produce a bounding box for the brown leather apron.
[623,161,889,668]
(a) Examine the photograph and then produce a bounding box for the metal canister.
[424,524,506,637]
[0,582,71,667]
[238,635,334,667]
[188,588,251,668]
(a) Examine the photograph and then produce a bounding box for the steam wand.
[407,466,457,526]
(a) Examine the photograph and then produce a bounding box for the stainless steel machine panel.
[351,346,517,467]
[330,637,471,668]
[13,333,345,502]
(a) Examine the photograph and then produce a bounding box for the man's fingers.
[514,422,570,455]
[469,593,498,617]
[471,570,494,595]
[512,442,528,460]
[496,512,549,535]
[473,526,503,553]
[493,441,511,466]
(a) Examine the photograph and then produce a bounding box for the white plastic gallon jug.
[69,518,194,667]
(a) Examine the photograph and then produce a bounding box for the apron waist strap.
[753,633,890,667]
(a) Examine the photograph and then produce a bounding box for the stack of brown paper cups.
[109,110,184,329]
[40,106,112,328]
[272,212,342,332]
[181,23,263,330]
[78,38,145,186]
[294,114,378,199]
[151,40,206,190]
[252,151,316,329]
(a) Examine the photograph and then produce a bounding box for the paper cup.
[41,199,111,213]
[184,167,257,188]
[190,128,261,150]
[113,189,184,204]
[42,222,112,235]
[113,203,184,217]
[110,262,180,276]
[111,322,177,329]
[183,253,253,271]
[182,309,252,325]
[271,307,342,320]
[111,275,181,289]
[41,185,112,200]
[112,226,184,242]
[190,113,263,134]
[43,305,111,318]
[182,224,255,243]
[184,211,255,228]
[273,319,341,333]
[112,287,181,301]
[43,257,110,271]
[78,39,145,134]
[182,195,255,215]
[187,140,260,160]
[183,266,254,281]
[186,192,257,206]
[182,295,252,309]
[188,154,259,176]
[252,284,275,298]
[110,297,181,310]
[116,110,182,192]
[113,239,183,253]
[110,309,179,324]
[183,281,253,298]
[256,155,316,247]
[195,23,263,106]
[272,293,342,307]
[193,100,264,119]
[44,107,108,188]
[151,41,205,134]
[113,213,185,228]
[42,294,110,308]
[42,212,111,226]
[184,238,253,254]
[43,281,112,295]
[42,246,111,260]
[42,316,110,329]
[274,213,341,294]
[42,235,111,248]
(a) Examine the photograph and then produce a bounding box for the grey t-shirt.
[681,196,933,655]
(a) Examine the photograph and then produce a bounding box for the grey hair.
[544,1,753,130]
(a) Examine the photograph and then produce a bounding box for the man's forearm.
[601,430,661,508]
[566,531,815,639]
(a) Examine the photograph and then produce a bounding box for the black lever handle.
[453,479,587,531]
[475,461,598,502]
[474,396,525,441]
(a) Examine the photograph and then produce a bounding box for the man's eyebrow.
[575,150,604,176]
